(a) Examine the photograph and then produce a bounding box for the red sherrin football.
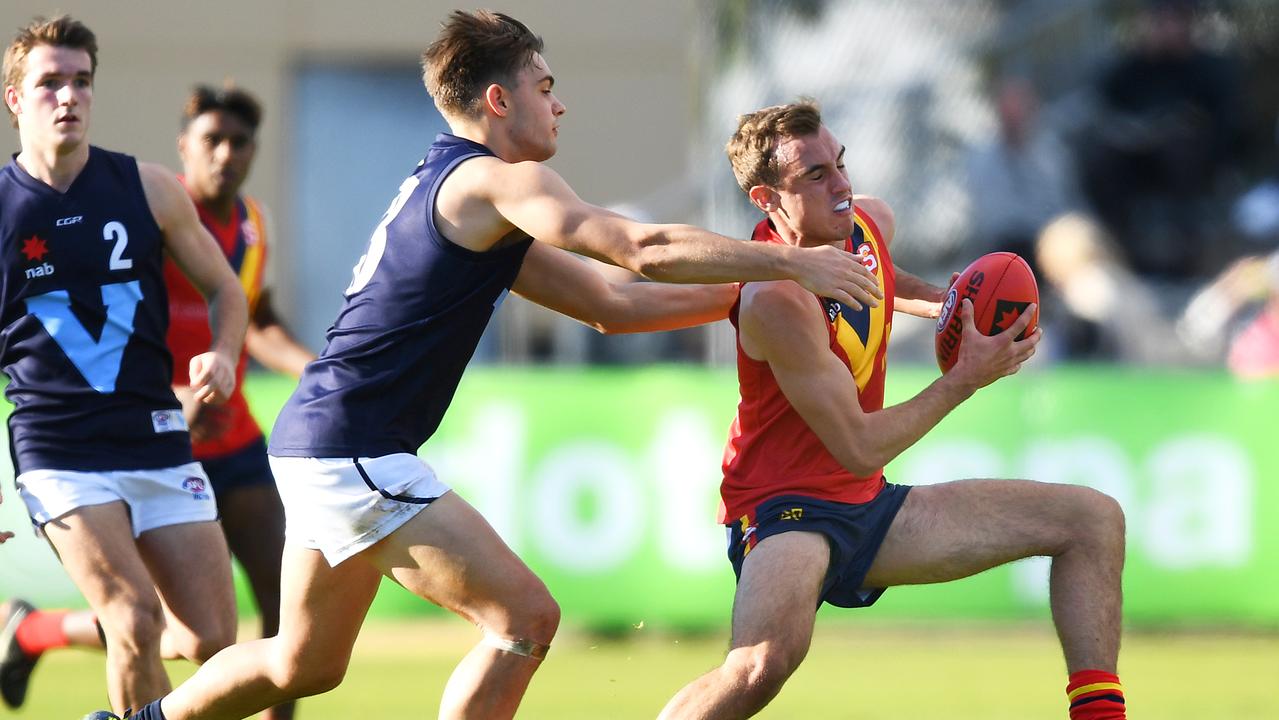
[934,252,1039,373]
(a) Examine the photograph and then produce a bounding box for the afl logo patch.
[182,476,210,500]
[936,288,958,333]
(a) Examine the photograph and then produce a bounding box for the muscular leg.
[138,521,238,664]
[160,544,382,719]
[659,531,829,720]
[864,479,1125,672]
[216,483,294,720]
[362,492,560,720]
[42,502,172,712]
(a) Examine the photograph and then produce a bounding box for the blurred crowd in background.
[505,0,1279,377]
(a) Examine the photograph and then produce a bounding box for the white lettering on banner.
[426,404,1256,582]
[1144,435,1253,569]
[529,442,644,571]
[649,409,726,571]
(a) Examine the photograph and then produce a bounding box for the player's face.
[6,44,93,153]
[505,52,565,162]
[179,110,257,203]
[771,126,854,245]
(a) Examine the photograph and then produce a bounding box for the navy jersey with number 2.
[0,147,191,474]
[269,134,532,459]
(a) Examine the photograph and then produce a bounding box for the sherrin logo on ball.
[934,252,1039,373]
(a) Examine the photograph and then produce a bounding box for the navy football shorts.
[726,482,911,609]
[199,436,275,495]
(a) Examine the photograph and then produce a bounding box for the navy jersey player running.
[3,85,307,720]
[100,10,882,720]
[0,16,248,716]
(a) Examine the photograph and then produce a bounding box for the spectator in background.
[1178,251,1279,377]
[1079,0,1244,281]
[1036,213,1190,363]
[964,74,1077,271]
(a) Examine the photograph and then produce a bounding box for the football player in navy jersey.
[98,11,883,720]
[0,16,248,716]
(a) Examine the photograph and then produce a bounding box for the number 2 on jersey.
[104,221,133,271]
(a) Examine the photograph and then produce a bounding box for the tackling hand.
[793,244,882,311]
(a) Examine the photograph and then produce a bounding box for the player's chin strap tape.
[483,632,550,660]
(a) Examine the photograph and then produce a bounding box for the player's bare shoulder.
[432,154,527,252]
[135,161,191,231]
[739,280,825,361]
[853,194,896,245]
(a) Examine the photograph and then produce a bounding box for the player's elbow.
[630,245,673,280]
[842,454,882,478]
[837,442,884,477]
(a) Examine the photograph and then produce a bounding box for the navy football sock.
[131,700,167,720]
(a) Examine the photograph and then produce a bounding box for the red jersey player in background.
[658,101,1127,720]
[164,84,311,720]
[2,84,309,720]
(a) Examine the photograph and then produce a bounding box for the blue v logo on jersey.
[26,280,142,393]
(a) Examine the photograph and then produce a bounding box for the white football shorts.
[16,462,217,537]
[268,453,452,566]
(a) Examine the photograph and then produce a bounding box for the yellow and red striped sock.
[1067,669,1125,719]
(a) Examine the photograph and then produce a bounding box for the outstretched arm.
[245,290,315,378]
[512,241,736,334]
[140,163,248,405]
[481,160,882,311]
[741,281,1039,476]
[895,268,951,319]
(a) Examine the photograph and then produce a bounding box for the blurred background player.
[92,10,886,720]
[658,101,1127,720]
[169,82,311,720]
[5,83,310,720]
[0,15,247,716]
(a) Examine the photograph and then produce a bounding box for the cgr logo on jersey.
[56,215,83,226]
[181,476,210,501]
[20,234,55,279]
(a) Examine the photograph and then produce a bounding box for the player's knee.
[1055,486,1125,553]
[725,644,798,702]
[270,646,349,697]
[100,597,166,655]
[184,626,236,664]
[491,581,560,644]
[1080,489,1126,549]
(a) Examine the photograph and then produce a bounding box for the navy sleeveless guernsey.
[0,147,190,473]
[269,134,532,458]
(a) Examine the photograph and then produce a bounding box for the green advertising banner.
[2,367,1276,628]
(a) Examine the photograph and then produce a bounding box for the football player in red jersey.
[659,102,1127,720]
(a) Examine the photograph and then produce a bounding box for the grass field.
[9,619,1278,719]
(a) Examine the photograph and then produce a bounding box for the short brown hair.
[181,83,263,132]
[726,100,823,192]
[4,15,98,127]
[421,10,544,119]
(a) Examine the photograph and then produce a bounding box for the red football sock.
[1067,669,1126,719]
[14,609,70,657]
